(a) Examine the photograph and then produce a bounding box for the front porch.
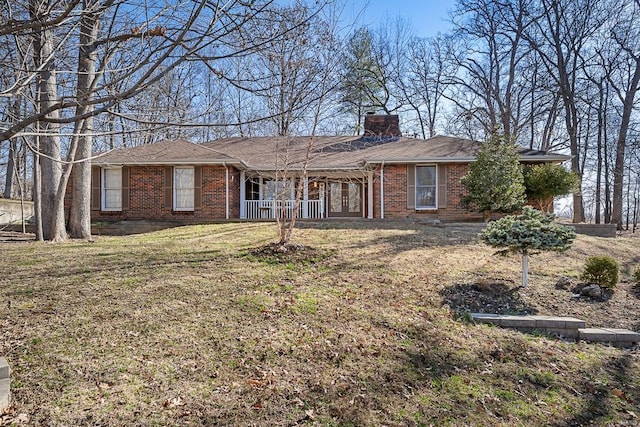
[238,171,376,220]
[244,199,324,220]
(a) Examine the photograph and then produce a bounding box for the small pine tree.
[461,133,526,220]
[480,207,576,287]
[524,163,578,212]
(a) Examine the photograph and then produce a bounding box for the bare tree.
[2,0,324,241]
[403,34,457,139]
[525,0,608,223]
[602,0,640,229]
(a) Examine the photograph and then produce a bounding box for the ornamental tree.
[480,207,576,287]
[523,163,578,212]
[461,133,526,220]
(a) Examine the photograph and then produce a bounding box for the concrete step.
[0,358,9,411]
[579,328,640,346]
[0,357,9,380]
[472,314,586,329]
[0,378,8,411]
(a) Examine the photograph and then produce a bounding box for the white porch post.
[240,170,246,219]
[224,164,229,219]
[303,177,309,218]
[367,171,373,219]
[380,163,385,219]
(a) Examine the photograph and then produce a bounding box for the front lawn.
[1,222,638,426]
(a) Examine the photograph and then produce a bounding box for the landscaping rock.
[555,276,572,290]
[581,284,602,299]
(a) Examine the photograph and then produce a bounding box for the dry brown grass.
[0,221,639,426]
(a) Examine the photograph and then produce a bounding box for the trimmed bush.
[582,256,619,289]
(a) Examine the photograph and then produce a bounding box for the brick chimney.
[363,113,401,138]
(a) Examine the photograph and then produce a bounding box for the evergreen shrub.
[582,256,619,289]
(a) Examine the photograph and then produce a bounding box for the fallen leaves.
[163,397,184,408]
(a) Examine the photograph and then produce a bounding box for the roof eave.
[92,159,242,166]
[364,154,571,164]
[245,165,363,172]
[364,157,476,164]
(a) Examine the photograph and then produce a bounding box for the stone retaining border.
[471,313,640,348]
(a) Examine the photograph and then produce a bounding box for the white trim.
[224,163,229,219]
[415,164,437,210]
[364,155,571,164]
[94,160,241,167]
[303,177,309,218]
[173,166,195,211]
[367,171,373,219]
[380,162,385,219]
[101,166,122,211]
[240,171,246,219]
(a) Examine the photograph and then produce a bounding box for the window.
[102,168,122,211]
[174,167,195,210]
[415,165,437,209]
[262,178,294,200]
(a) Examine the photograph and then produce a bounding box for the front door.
[328,182,362,217]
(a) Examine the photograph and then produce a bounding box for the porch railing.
[244,200,324,220]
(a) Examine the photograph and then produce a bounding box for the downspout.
[224,163,229,219]
[239,170,246,219]
[380,162,385,219]
[367,171,373,219]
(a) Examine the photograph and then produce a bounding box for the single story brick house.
[88,115,569,222]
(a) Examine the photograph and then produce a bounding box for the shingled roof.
[93,135,570,169]
[94,139,236,165]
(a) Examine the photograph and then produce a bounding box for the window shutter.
[121,166,130,210]
[437,164,447,208]
[194,166,202,209]
[407,165,415,209]
[164,166,173,209]
[91,166,101,210]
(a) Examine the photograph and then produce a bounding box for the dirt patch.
[246,242,334,264]
[441,278,539,315]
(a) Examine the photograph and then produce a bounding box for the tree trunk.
[595,81,604,224]
[521,251,529,288]
[4,138,16,199]
[610,57,640,230]
[69,0,106,239]
[69,133,92,239]
[32,143,44,241]
[31,0,66,241]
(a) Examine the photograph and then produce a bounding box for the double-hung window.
[415,165,437,209]
[174,166,195,211]
[102,168,122,211]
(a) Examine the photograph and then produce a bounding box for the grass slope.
[0,222,638,426]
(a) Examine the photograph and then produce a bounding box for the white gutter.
[380,161,385,219]
[367,171,373,219]
[93,160,243,166]
[363,155,572,164]
[224,163,230,220]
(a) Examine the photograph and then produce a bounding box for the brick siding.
[72,162,535,224]
[373,163,484,221]
[87,165,240,222]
